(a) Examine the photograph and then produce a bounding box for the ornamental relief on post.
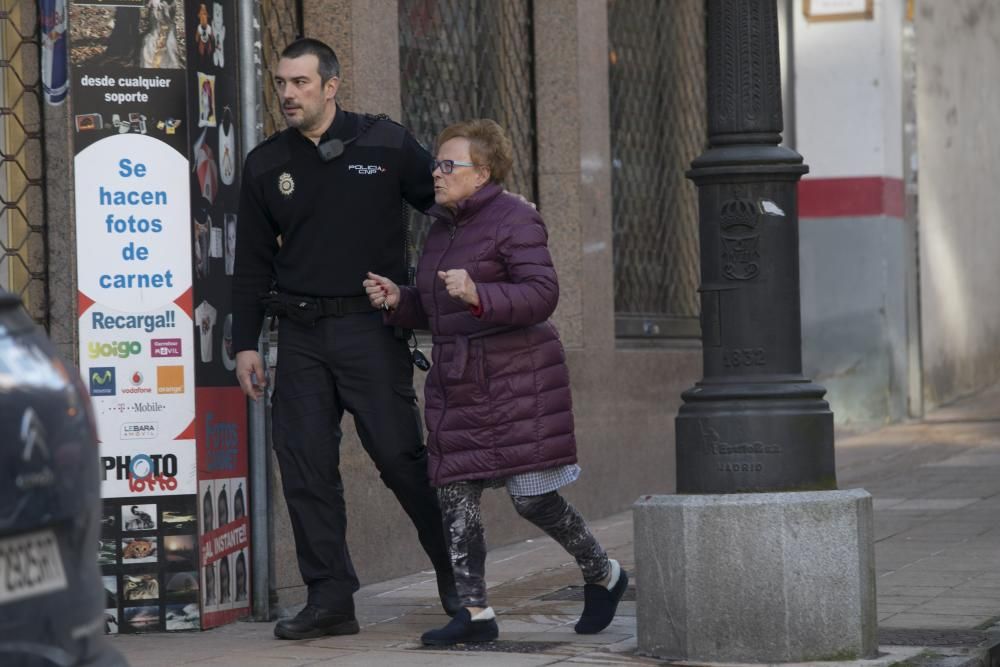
[719,198,760,281]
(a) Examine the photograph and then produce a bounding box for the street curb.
[886,635,1000,667]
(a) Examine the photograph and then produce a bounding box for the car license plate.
[0,529,68,605]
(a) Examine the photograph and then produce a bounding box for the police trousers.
[271,310,451,612]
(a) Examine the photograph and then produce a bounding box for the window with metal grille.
[259,0,301,138]
[398,0,537,265]
[0,1,47,327]
[608,0,705,339]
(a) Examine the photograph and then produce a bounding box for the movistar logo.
[89,367,116,396]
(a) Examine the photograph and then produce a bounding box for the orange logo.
[156,365,184,394]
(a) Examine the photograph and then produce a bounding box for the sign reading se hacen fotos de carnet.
[71,72,196,499]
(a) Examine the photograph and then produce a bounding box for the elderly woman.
[363,119,627,646]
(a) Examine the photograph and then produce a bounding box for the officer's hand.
[364,272,400,310]
[236,350,267,401]
[437,269,480,307]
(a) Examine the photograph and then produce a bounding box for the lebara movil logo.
[121,422,158,440]
[89,367,116,396]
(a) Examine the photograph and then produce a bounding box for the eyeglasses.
[431,159,478,174]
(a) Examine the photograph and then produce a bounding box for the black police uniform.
[232,107,451,613]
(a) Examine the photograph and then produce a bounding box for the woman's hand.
[363,272,400,310]
[438,269,480,307]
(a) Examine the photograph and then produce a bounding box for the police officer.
[232,37,458,640]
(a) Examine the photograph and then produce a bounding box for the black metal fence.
[0,0,48,326]
[608,0,705,339]
[398,0,536,260]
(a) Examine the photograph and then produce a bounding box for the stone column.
[533,0,614,350]
[307,0,401,119]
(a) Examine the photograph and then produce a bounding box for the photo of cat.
[121,536,158,564]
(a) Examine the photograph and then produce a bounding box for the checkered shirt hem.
[481,464,581,496]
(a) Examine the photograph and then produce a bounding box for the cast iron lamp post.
[676,0,836,494]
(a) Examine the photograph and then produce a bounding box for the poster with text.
[195,386,249,627]
[71,0,197,634]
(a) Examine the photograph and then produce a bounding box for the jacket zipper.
[431,221,458,483]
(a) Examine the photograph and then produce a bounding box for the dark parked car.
[0,292,126,666]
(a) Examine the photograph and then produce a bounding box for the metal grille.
[399,0,537,260]
[0,0,47,326]
[608,0,705,339]
[259,0,301,138]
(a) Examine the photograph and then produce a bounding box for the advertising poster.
[71,0,249,633]
[195,387,250,626]
[183,0,251,628]
[70,0,198,633]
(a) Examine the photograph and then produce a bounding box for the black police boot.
[421,608,499,646]
[436,568,461,617]
[274,604,360,640]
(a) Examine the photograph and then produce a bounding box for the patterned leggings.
[437,481,610,607]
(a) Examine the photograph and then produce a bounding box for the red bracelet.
[469,303,483,317]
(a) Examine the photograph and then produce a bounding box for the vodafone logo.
[122,370,152,394]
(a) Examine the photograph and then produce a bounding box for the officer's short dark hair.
[281,38,341,82]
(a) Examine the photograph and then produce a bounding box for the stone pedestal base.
[634,489,876,663]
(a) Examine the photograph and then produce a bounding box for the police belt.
[263,291,374,325]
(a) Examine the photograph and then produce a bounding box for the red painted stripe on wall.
[799,177,904,218]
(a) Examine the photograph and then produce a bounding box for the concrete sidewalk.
[111,384,1000,666]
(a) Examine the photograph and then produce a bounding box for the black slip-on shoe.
[421,608,499,646]
[574,567,629,634]
[274,604,360,640]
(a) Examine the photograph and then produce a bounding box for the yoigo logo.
[88,340,142,359]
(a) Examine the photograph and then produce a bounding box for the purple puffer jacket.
[386,182,576,487]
